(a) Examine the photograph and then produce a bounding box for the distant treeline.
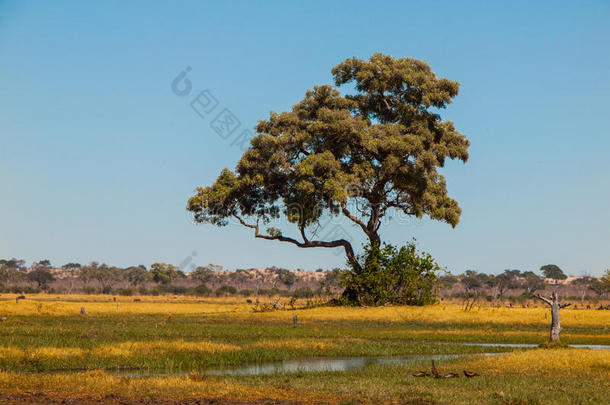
[1,258,609,301]
[439,268,610,305]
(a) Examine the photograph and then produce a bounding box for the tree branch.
[341,203,369,235]
[299,225,309,244]
[533,294,552,306]
[233,215,361,271]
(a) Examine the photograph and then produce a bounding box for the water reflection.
[459,343,609,349]
[205,354,469,376]
[111,343,609,377]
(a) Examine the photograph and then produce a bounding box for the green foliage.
[320,267,345,293]
[187,53,469,271]
[292,287,315,299]
[228,269,252,285]
[159,285,187,295]
[193,284,212,296]
[586,270,610,297]
[82,287,97,295]
[78,263,122,290]
[439,274,458,287]
[0,258,26,270]
[191,266,216,285]
[342,240,442,306]
[215,285,237,296]
[503,269,522,278]
[587,279,606,296]
[461,271,482,292]
[117,288,134,296]
[540,264,567,281]
[276,268,297,287]
[0,264,25,285]
[538,341,570,349]
[27,268,55,289]
[492,270,522,299]
[150,263,182,285]
[522,271,545,293]
[125,266,151,287]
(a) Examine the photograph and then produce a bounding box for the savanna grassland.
[0,295,608,404]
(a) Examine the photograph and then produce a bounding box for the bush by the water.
[342,240,442,306]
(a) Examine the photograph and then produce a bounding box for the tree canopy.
[540,264,567,281]
[150,263,183,285]
[27,268,55,289]
[125,266,151,287]
[187,53,469,271]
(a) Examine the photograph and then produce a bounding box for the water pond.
[108,343,609,377]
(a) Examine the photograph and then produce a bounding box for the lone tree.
[187,54,469,299]
[150,263,183,285]
[540,264,567,284]
[125,266,151,287]
[28,268,55,289]
[28,260,55,289]
[534,291,571,342]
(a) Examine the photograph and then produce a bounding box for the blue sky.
[1,1,609,276]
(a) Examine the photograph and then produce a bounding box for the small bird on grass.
[440,372,460,378]
[412,370,429,377]
[463,370,479,378]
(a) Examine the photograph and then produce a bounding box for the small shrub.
[215,285,237,296]
[193,284,212,296]
[538,341,570,349]
[118,288,134,296]
[292,287,314,299]
[342,240,442,306]
[159,285,187,295]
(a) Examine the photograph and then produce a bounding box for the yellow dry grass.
[0,339,344,364]
[247,338,336,351]
[267,304,610,328]
[0,340,241,363]
[0,370,341,403]
[0,294,608,404]
[93,340,240,357]
[0,295,252,316]
[2,294,609,329]
[458,348,610,376]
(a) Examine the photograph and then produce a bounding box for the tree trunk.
[535,291,570,343]
[368,233,381,248]
[549,301,562,342]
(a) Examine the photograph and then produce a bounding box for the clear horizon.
[1,1,609,276]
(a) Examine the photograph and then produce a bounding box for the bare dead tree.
[534,291,571,342]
